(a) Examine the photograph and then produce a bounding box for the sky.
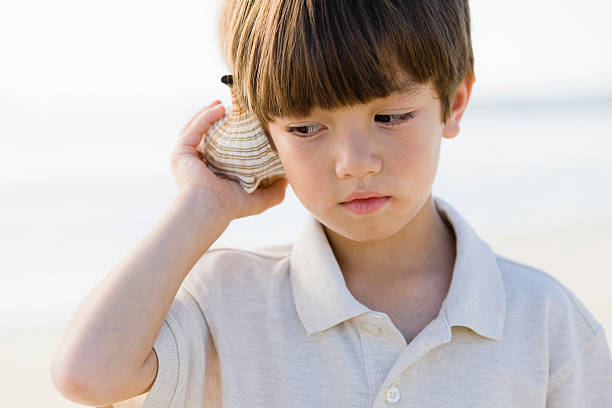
[0,0,611,109]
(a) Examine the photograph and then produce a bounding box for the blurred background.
[1,0,611,406]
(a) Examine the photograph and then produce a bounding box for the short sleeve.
[546,327,612,407]
[140,285,214,408]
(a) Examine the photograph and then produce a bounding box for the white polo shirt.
[119,196,611,407]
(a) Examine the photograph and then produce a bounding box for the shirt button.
[385,386,401,404]
[362,323,381,335]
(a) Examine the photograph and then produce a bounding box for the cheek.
[284,154,322,196]
[393,136,433,167]
[275,147,332,208]
[273,140,317,190]
[390,124,442,189]
[396,117,441,161]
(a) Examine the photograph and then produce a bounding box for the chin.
[324,215,401,243]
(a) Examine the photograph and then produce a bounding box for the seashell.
[198,74,286,194]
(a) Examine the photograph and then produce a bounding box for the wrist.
[175,188,233,225]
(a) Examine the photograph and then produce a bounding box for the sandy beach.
[3,215,611,407]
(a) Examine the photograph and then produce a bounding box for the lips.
[341,190,388,203]
[340,196,391,215]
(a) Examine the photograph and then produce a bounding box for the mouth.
[341,190,388,203]
[340,196,391,215]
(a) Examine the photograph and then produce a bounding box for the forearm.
[51,189,231,390]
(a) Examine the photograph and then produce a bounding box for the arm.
[546,328,612,407]
[50,189,231,407]
[50,100,288,407]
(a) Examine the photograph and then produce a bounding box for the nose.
[334,129,382,179]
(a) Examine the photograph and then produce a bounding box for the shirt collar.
[290,195,506,341]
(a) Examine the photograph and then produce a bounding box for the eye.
[375,111,417,126]
[286,124,324,139]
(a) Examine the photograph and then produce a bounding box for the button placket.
[356,313,406,407]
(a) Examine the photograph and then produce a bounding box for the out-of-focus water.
[1,98,611,330]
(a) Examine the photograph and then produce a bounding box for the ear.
[442,72,476,139]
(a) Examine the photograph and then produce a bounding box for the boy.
[51,0,612,406]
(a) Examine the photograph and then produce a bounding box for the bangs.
[222,0,473,127]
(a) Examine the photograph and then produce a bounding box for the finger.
[180,100,222,134]
[265,178,289,207]
[253,178,288,213]
[179,104,226,148]
[179,100,222,134]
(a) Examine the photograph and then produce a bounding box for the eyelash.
[286,112,417,139]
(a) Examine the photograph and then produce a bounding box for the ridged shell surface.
[198,78,286,194]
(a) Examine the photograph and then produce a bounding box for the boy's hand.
[170,100,289,220]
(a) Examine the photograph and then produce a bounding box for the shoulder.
[494,255,612,400]
[180,245,293,310]
[495,253,603,335]
[494,253,607,380]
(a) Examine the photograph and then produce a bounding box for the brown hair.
[218,0,474,149]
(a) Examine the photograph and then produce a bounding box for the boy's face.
[268,73,474,242]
